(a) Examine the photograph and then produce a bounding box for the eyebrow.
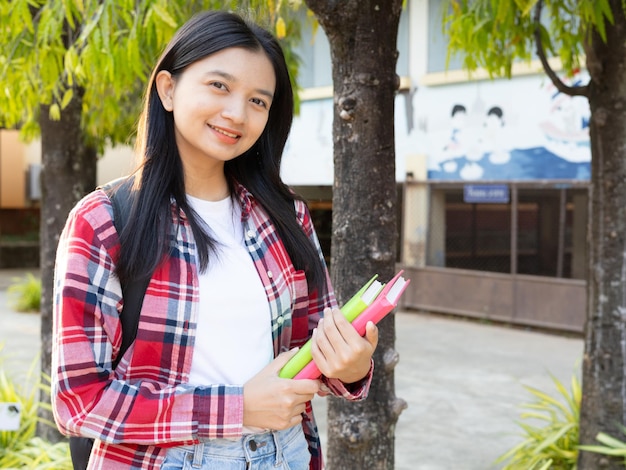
[208,70,274,101]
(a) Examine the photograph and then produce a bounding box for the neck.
[184,169,230,201]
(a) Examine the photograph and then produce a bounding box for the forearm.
[52,376,244,444]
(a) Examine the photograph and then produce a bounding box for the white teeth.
[211,125,238,139]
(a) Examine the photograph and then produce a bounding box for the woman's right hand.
[243,349,320,430]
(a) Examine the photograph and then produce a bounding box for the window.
[427,0,465,73]
[293,8,410,90]
[428,185,588,279]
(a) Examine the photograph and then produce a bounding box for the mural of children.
[425,73,591,182]
[444,104,468,159]
[539,81,590,163]
[484,106,511,164]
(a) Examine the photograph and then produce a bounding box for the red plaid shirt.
[52,183,372,469]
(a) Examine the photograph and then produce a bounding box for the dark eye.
[211,82,227,90]
[251,97,268,108]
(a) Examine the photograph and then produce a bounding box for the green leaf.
[535,460,553,470]
[579,444,626,456]
[48,103,61,120]
[151,3,178,29]
[597,0,615,25]
[523,385,571,416]
[535,422,576,453]
[60,89,73,109]
[595,432,626,449]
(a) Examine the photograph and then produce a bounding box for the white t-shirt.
[186,194,273,387]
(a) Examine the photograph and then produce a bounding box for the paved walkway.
[0,269,584,469]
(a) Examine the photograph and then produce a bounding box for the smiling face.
[156,47,276,178]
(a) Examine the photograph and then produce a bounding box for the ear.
[155,70,175,112]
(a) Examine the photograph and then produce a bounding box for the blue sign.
[463,184,510,204]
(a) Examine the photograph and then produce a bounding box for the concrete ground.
[0,269,584,469]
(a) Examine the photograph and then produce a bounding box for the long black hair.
[116,10,327,296]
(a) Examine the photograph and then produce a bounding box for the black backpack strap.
[99,176,150,369]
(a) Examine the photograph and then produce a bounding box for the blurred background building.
[1,0,589,332]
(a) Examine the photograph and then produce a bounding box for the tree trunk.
[303,1,404,468]
[38,88,97,441]
[578,2,626,468]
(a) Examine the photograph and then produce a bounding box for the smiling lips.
[209,124,240,140]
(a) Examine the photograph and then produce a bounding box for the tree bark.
[578,2,626,468]
[303,1,404,468]
[38,88,97,441]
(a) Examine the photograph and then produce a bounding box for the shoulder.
[61,189,116,243]
[69,189,113,224]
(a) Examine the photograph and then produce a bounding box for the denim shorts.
[162,424,310,470]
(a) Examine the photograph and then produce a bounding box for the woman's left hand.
[310,307,378,384]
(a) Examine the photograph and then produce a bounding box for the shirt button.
[277,316,284,325]
[246,230,255,238]
[267,270,273,278]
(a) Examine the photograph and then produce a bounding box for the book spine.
[293,360,321,380]
[350,298,395,336]
[278,340,314,379]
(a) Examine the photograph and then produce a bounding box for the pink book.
[294,271,410,380]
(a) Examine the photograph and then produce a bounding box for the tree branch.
[533,0,589,97]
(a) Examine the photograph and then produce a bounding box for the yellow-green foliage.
[496,373,581,470]
[579,424,626,465]
[442,0,618,79]
[0,347,71,469]
[0,0,306,150]
[7,274,41,313]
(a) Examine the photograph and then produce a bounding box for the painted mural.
[423,73,591,181]
[281,71,590,185]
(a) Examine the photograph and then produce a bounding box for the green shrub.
[496,373,581,470]
[7,274,41,312]
[0,347,71,469]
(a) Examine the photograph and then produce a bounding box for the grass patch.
[7,274,41,313]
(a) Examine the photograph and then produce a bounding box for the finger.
[291,378,321,396]
[364,321,379,349]
[320,310,348,346]
[288,414,304,427]
[269,347,300,372]
[329,307,352,329]
[293,402,308,416]
[310,327,330,371]
[327,308,362,342]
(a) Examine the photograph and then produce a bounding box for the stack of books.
[279,270,410,380]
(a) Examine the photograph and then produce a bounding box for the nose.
[221,96,246,124]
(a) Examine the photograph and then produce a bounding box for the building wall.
[0,130,27,208]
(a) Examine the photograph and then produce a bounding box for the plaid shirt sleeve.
[51,191,245,446]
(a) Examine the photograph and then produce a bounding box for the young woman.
[52,10,377,470]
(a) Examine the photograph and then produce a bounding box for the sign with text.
[463,184,510,204]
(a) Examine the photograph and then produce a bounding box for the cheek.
[250,115,270,140]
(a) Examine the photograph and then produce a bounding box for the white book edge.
[386,276,407,303]
[361,280,383,305]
